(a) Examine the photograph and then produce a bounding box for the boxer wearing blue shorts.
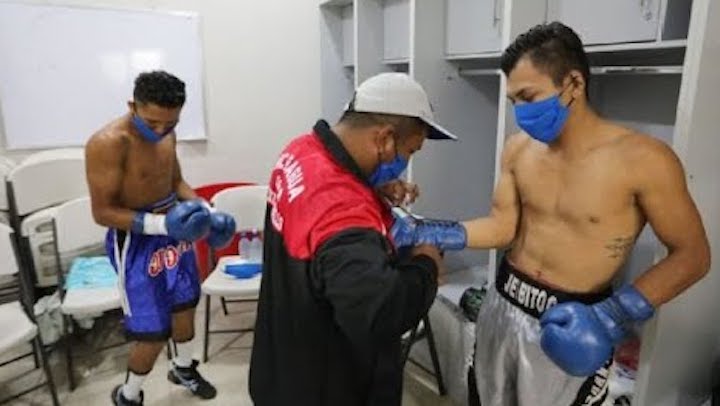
[86,71,236,406]
[106,193,202,341]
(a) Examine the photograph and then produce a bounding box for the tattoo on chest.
[606,237,634,259]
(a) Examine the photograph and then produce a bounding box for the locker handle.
[640,0,654,21]
[493,0,501,26]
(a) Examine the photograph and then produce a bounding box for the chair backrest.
[211,185,268,231]
[0,223,19,277]
[20,148,83,165]
[52,197,105,254]
[193,182,253,280]
[0,156,16,211]
[0,223,25,306]
[7,151,87,216]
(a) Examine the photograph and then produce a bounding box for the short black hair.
[501,22,591,95]
[133,70,186,108]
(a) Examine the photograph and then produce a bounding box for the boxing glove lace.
[132,200,211,242]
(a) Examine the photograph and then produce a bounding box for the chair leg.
[35,336,60,406]
[64,315,76,391]
[203,295,211,363]
[221,297,229,316]
[423,315,446,396]
[401,325,419,366]
[32,338,40,369]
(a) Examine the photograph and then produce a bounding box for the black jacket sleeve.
[311,227,438,360]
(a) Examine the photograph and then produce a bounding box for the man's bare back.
[506,123,673,293]
[86,114,177,215]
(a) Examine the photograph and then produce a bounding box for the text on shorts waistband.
[495,256,612,319]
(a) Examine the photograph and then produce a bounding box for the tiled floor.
[0,300,455,406]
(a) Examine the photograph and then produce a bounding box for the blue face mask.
[131,114,175,143]
[514,91,572,144]
[369,152,408,187]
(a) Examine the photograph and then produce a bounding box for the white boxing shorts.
[474,256,614,406]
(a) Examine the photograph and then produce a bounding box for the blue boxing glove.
[390,207,467,251]
[539,285,655,376]
[207,211,236,249]
[131,200,211,242]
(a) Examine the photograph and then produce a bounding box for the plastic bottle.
[239,231,251,261]
[249,229,263,263]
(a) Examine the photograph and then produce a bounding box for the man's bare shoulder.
[615,130,679,165]
[502,132,532,165]
[85,119,130,160]
[613,129,685,187]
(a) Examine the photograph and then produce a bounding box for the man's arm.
[633,138,710,306]
[311,228,442,361]
[85,133,137,230]
[461,134,524,249]
[173,144,198,201]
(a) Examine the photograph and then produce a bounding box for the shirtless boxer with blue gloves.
[86,71,235,405]
[392,23,709,406]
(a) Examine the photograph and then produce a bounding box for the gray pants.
[474,285,612,406]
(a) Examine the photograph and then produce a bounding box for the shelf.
[383,57,409,65]
[459,66,682,78]
[458,68,502,77]
[445,40,687,68]
[445,41,686,60]
[445,51,502,62]
[445,51,502,74]
[590,65,683,75]
[320,0,353,7]
[586,40,687,68]
[584,39,687,54]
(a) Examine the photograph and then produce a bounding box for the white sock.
[122,370,147,401]
[173,340,194,368]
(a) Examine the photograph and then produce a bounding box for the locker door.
[547,0,661,45]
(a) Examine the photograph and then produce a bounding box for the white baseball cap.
[345,73,458,140]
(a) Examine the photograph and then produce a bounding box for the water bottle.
[238,231,252,261]
[249,229,263,263]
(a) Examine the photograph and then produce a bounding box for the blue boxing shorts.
[105,194,201,341]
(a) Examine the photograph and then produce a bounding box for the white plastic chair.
[201,185,268,361]
[19,148,83,166]
[0,223,59,405]
[0,156,16,213]
[7,150,87,218]
[52,196,120,390]
[6,150,87,291]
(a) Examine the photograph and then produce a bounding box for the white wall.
[0,0,322,186]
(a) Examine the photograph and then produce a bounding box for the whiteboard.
[0,3,206,150]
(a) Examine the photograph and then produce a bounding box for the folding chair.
[0,223,59,405]
[401,316,446,395]
[201,185,268,362]
[0,157,15,226]
[5,150,87,290]
[193,182,252,281]
[52,197,121,390]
